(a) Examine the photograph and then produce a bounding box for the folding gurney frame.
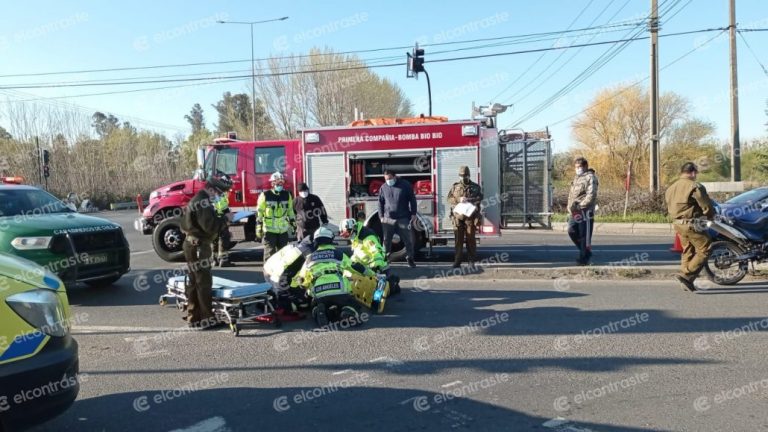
[160,275,280,336]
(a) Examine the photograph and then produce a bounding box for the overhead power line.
[542,29,727,129]
[0,27,731,96]
[0,20,647,80]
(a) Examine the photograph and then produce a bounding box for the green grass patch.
[551,212,669,223]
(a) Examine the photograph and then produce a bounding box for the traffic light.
[406,44,425,78]
[42,150,50,178]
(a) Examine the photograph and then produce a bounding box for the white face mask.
[576,167,584,176]
[386,179,396,186]
[299,191,309,198]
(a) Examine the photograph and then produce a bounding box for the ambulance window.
[213,148,239,175]
[255,147,285,173]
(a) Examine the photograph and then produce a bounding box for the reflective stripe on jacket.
[257,189,296,234]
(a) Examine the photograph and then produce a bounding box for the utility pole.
[217,17,289,141]
[729,0,741,181]
[649,0,660,192]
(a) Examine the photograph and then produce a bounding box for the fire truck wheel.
[153,217,186,262]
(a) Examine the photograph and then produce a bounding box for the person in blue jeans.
[378,169,417,268]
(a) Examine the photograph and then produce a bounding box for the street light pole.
[217,16,289,141]
[250,23,256,141]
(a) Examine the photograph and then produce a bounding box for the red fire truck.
[137,118,505,262]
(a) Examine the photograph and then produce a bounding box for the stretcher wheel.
[159,297,167,306]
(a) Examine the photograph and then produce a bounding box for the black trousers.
[567,210,594,262]
[263,232,289,261]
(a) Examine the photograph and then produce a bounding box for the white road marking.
[542,417,594,432]
[542,418,570,428]
[130,250,155,256]
[306,357,318,362]
[441,381,463,388]
[332,369,353,375]
[168,417,229,432]
[74,325,187,334]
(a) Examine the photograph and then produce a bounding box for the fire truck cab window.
[255,147,285,173]
[208,148,239,176]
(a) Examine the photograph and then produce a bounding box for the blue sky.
[1,0,766,153]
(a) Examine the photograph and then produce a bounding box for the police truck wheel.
[84,275,122,288]
[153,217,186,262]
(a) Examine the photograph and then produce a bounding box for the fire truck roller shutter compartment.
[479,127,502,235]
[436,147,478,231]
[305,152,347,223]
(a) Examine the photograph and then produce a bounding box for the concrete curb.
[388,264,679,281]
[550,222,673,235]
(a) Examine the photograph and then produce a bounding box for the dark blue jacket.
[378,178,417,220]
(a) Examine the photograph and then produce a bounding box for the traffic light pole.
[423,69,432,117]
[35,137,42,185]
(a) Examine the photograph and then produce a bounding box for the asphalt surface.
[22,211,768,431]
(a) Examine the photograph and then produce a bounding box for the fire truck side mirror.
[196,148,206,170]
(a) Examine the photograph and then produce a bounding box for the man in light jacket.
[566,157,598,265]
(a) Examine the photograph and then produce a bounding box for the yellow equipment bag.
[344,269,389,314]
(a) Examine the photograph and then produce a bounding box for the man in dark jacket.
[294,183,328,240]
[378,169,417,267]
[179,173,232,329]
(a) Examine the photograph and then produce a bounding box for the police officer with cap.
[180,173,232,329]
[447,165,483,268]
[665,162,715,292]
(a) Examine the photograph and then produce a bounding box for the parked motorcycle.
[703,201,768,285]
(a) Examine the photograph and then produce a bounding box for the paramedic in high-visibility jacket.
[294,227,361,327]
[339,218,401,295]
[256,172,296,261]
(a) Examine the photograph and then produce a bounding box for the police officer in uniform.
[665,162,715,292]
[447,166,483,268]
[180,173,232,329]
[257,172,296,261]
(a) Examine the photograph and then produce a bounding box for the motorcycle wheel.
[704,241,748,285]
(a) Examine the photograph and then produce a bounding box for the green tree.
[212,92,275,140]
[185,103,206,134]
[91,112,120,138]
[0,125,11,140]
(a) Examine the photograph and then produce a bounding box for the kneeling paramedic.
[294,227,362,327]
[263,235,316,315]
[340,218,401,296]
[180,173,232,329]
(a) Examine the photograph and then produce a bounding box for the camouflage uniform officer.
[447,166,483,268]
[180,174,232,328]
[664,162,714,292]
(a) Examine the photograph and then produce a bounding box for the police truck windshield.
[0,188,73,217]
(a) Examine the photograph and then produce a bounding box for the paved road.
[110,210,679,271]
[35,276,768,432]
[25,211,768,431]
